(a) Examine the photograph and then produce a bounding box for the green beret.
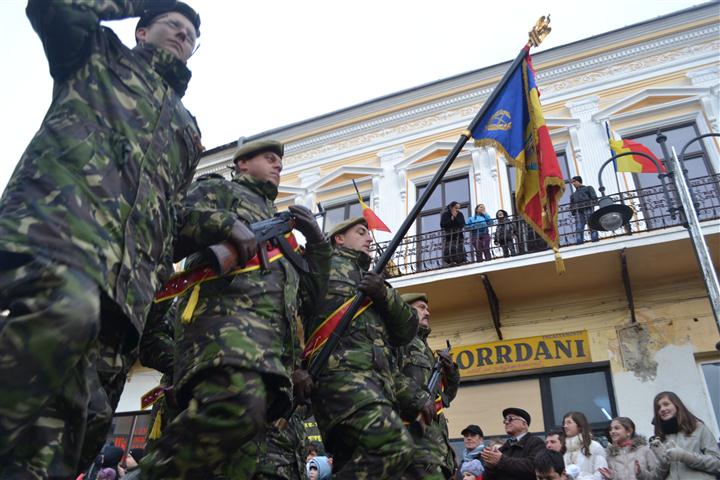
[329,216,367,245]
[232,140,284,163]
[401,293,428,305]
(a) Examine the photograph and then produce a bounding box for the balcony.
[372,174,720,278]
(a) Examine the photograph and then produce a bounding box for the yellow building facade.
[114,3,720,450]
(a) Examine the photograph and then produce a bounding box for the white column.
[376,146,406,242]
[566,96,618,195]
[470,146,501,212]
[687,66,720,133]
[297,167,321,210]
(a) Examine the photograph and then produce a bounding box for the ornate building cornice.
[195,20,719,178]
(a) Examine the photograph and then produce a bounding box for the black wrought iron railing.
[371,174,720,278]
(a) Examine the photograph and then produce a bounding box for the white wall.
[612,344,719,438]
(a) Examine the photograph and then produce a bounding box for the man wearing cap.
[304,217,419,478]
[481,407,546,480]
[461,424,486,463]
[395,292,460,479]
[0,1,205,477]
[140,139,331,478]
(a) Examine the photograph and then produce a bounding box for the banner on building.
[450,330,591,377]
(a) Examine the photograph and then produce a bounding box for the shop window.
[701,361,720,432]
[540,368,616,439]
[322,197,367,233]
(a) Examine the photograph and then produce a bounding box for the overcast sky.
[0,0,706,192]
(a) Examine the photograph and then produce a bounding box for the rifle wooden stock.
[208,241,238,275]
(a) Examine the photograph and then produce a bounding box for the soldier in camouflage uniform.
[140,140,331,479]
[396,293,461,479]
[305,217,419,479]
[0,2,204,477]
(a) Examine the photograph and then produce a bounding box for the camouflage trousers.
[140,367,268,480]
[403,416,456,480]
[0,252,135,479]
[322,403,414,479]
[253,412,307,480]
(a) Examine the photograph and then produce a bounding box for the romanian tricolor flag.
[471,46,565,272]
[358,196,391,232]
[608,132,666,173]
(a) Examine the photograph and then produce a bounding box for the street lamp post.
[589,132,720,347]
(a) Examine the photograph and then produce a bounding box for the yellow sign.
[450,330,591,377]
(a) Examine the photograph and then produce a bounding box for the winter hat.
[460,459,484,476]
[306,455,332,479]
[100,445,124,468]
[97,468,117,480]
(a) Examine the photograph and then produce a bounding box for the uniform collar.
[334,246,372,270]
[233,174,278,201]
[133,42,192,97]
[418,325,431,339]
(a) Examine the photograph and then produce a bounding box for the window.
[628,123,718,229]
[507,151,573,250]
[107,412,151,452]
[540,367,616,442]
[701,362,720,432]
[447,366,615,441]
[322,197,367,233]
[415,175,471,270]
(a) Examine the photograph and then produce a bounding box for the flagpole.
[308,17,553,378]
[604,123,625,202]
[351,179,385,255]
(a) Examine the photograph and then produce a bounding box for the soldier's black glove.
[228,220,258,267]
[419,397,436,427]
[288,205,324,244]
[359,271,388,307]
[437,350,454,377]
[292,368,314,406]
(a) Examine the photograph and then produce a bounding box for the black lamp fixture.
[588,149,666,232]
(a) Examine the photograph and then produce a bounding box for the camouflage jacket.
[308,246,418,431]
[172,174,331,418]
[0,1,202,337]
[396,325,460,470]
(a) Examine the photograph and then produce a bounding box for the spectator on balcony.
[441,201,467,266]
[493,209,516,258]
[570,176,599,244]
[466,204,494,262]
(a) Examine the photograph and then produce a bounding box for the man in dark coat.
[0,2,206,477]
[481,407,546,480]
[569,175,599,244]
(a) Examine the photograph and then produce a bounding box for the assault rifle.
[407,339,452,437]
[427,339,452,405]
[208,211,308,275]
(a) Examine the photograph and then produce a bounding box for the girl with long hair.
[600,416,657,479]
[647,391,720,479]
[563,411,608,480]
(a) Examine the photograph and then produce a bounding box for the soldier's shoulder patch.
[195,172,226,182]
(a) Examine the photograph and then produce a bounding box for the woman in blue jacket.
[466,204,494,262]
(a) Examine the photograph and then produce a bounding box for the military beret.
[502,407,531,426]
[136,1,201,37]
[328,216,367,245]
[401,292,428,305]
[232,140,284,164]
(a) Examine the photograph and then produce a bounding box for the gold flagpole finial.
[528,15,552,47]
